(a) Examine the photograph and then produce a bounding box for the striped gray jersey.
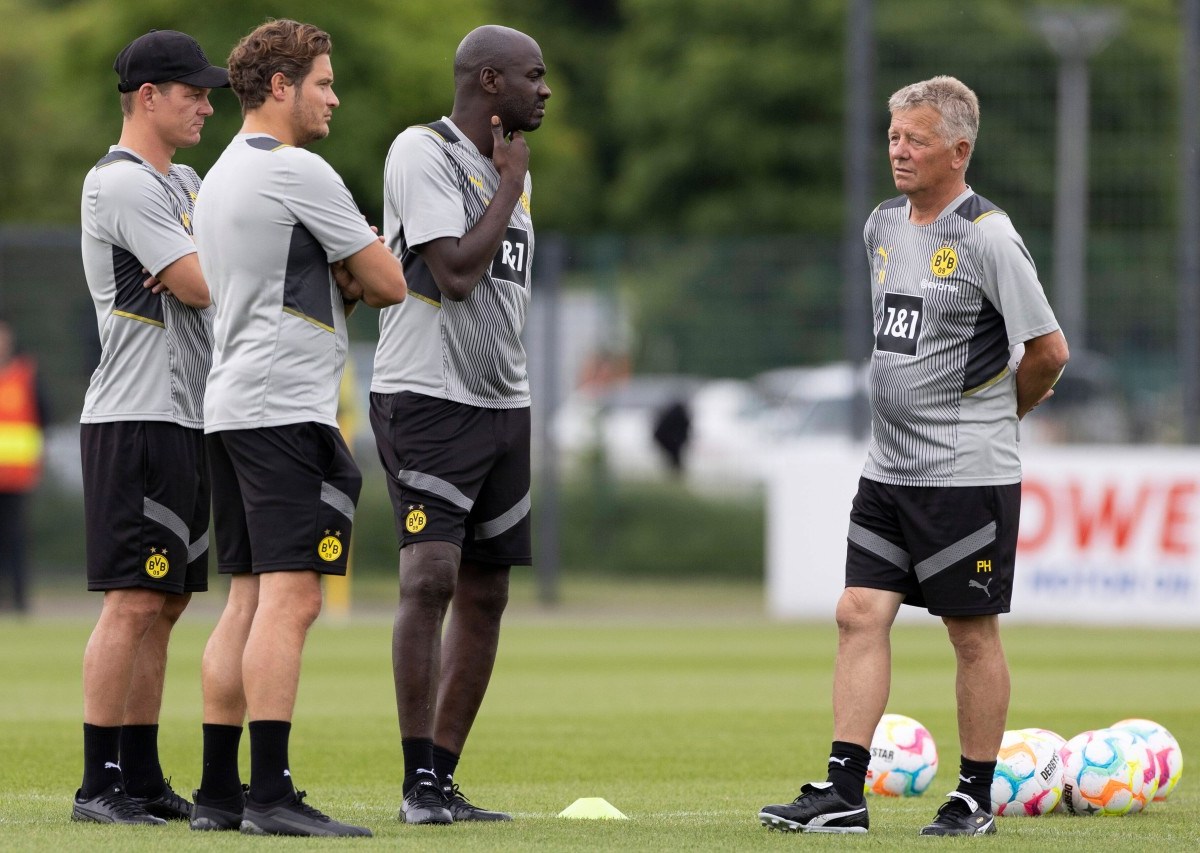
[862,188,1059,486]
[80,147,212,428]
[372,117,533,408]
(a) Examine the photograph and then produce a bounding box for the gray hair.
[888,76,979,166]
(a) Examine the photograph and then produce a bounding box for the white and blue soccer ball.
[865,713,938,797]
[1060,728,1152,816]
[992,729,1064,816]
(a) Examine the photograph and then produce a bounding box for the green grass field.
[1,578,1197,850]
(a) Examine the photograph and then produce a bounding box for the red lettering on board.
[1160,481,1197,556]
[1018,479,1053,551]
[1068,481,1149,552]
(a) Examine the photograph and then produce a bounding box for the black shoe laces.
[443,783,472,806]
[795,782,836,804]
[97,787,155,820]
[291,790,332,823]
[410,781,447,808]
[936,794,975,820]
[154,776,191,811]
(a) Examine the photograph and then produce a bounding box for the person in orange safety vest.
[0,318,48,613]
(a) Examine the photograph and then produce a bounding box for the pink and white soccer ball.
[865,713,938,797]
[1112,718,1183,801]
[991,729,1064,816]
[1060,728,1152,816]
[1015,728,1073,814]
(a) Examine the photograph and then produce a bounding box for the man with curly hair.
[188,18,406,837]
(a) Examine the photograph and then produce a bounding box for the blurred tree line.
[0,0,1191,403]
[0,0,1183,238]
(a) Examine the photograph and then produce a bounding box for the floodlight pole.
[533,234,565,605]
[1179,0,1200,442]
[1033,6,1123,353]
[842,0,874,440]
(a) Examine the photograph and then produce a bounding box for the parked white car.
[554,375,784,485]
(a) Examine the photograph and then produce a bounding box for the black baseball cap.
[113,29,230,93]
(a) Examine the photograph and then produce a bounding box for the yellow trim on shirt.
[408,291,442,309]
[112,309,165,328]
[282,306,335,334]
[963,366,1010,397]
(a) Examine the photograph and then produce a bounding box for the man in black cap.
[74,29,228,825]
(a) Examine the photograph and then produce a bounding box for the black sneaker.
[758,781,869,834]
[190,785,248,831]
[400,776,452,825]
[919,792,997,836]
[442,779,512,822]
[72,784,167,825]
[240,789,372,837]
[130,776,192,820]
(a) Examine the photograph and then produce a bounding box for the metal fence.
[0,218,1184,454]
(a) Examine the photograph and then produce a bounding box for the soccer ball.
[1061,728,1151,816]
[1018,727,1066,750]
[992,729,1064,816]
[1014,728,1072,814]
[1112,718,1183,801]
[865,713,938,797]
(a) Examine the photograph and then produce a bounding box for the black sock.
[956,757,997,812]
[432,743,460,786]
[826,740,871,804]
[119,724,164,797]
[248,720,294,804]
[81,723,123,799]
[402,737,436,794]
[199,724,244,803]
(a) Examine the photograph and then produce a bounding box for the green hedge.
[30,468,765,584]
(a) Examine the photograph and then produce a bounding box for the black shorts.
[845,477,1021,616]
[370,391,532,566]
[208,424,361,575]
[81,421,210,594]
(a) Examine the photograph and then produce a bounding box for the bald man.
[369,25,550,825]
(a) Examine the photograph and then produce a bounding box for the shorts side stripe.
[397,469,474,511]
[188,531,209,563]
[144,497,189,545]
[474,491,531,541]
[320,481,356,523]
[913,521,997,582]
[848,521,911,570]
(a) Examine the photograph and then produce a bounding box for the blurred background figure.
[652,399,691,475]
[0,318,48,614]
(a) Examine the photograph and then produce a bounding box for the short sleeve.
[977,213,1060,346]
[283,150,377,263]
[384,127,467,249]
[92,166,196,276]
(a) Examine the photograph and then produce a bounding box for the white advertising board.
[766,445,1200,626]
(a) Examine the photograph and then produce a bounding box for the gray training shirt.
[80,146,213,428]
[195,134,377,432]
[862,187,1060,487]
[372,117,534,408]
